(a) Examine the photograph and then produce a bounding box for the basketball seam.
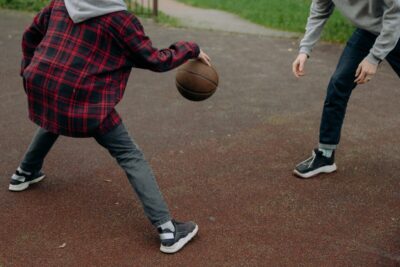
[176,81,216,96]
[177,69,218,87]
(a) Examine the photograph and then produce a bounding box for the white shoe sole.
[294,164,337,179]
[9,175,46,192]
[160,225,199,254]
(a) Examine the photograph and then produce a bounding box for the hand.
[354,58,378,84]
[197,49,211,66]
[292,53,309,78]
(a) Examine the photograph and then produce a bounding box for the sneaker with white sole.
[294,149,337,178]
[158,220,198,254]
[9,168,46,191]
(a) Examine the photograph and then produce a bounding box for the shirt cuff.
[365,53,382,65]
[191,42,200,58]
[299,46,311,57]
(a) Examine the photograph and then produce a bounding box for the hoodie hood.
[64,0,127,23]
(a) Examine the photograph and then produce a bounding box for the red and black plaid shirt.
[22,0,199,137]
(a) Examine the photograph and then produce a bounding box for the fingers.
[354,66,371,84]
[354,59,378,84]
[203,52,211,62]
[292,60,299,78]
[292,54,308,78]
[299,59,305,73]
[200,55,211,66]
[202,53,211,66]
[355,71,367,84]
[298,59,305,76]
[198,50,211,66]
[355,64,361,78]
[292,59,305,78]
[354,64,364,84]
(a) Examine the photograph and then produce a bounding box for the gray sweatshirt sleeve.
[299,0,335,56]
[366,0,400,65]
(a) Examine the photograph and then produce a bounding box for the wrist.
[191,43,200,58]
[299,47,311,58]
[365,53,381,65]
[300,53,309,59]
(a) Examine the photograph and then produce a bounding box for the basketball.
[176,60,219,101]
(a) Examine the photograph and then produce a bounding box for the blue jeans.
[20,123,171,227]
[319,29,400,149]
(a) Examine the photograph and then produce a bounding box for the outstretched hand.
[354,58,378,84]
[197,49,211,66]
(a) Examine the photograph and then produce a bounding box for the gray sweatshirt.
[64,0,127,23]
[299,0,400,65]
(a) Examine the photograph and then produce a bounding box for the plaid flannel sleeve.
[20,3,53,76]
[121,15,200,72]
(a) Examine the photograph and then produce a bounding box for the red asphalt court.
[0,10,399,267]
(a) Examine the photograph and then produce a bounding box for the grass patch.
[154,12,181,27]
[178,0,354,42]
[128,5,181,27]
[0,0,48,11]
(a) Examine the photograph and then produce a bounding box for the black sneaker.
[158,220,198,254]
[9,168,46,191]
[294,149,337,178]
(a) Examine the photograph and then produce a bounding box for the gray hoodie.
[299,0,400,65]
[64,0,127,23]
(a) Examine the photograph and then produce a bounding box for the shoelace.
[296,151,316,167]
[307,153,316,168]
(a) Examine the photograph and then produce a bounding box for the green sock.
[318,148,333,158]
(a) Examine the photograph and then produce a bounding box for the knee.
[330,72,349,90]
[114,147,146,165]
[326,73,354,104]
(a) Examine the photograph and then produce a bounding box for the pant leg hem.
[18,164,38,174]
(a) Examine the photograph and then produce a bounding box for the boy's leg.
[10,127,59,191]
[94,123,171,227]
[319,29,377,147]
[94,123,198,253]
[20,127,59,172]
[294,29,377,178]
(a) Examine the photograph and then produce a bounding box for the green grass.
[178,0,354,42]
[129,5,181,27]
[154,12,181,27]
[0,0,49,11]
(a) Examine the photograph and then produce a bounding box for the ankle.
[318,148,334,158]
[159,220,175,232]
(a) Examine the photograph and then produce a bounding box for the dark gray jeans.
[20,123,171,227]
